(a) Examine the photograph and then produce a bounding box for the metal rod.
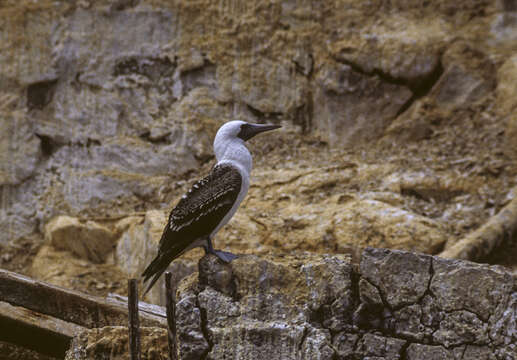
[128,279,141,360]
[165,272,177,360]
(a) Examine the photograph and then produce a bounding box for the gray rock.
[313,62,413,147]
[431,257,513,321]
[406,344,452,360]
[356,333,405,359]
[433,310,489,347]
[62,248,516,359]
[360,248,432,309]
[359,278,383,307]
[462,345,497,360]
[176,291,209,360]
[177,249,516,359]
[332,332,359,359]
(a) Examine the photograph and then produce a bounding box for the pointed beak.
[239,123,282,141]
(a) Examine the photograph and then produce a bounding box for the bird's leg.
[204,237,238,263]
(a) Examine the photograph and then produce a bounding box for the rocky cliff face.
[1,0,516,246]
[1,0,517,327]
[65,248,517,359]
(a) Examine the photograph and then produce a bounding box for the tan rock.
[329,16,449,84]
[115,210,197,305]
[45,216,117,263]
[64,326,168,360]
[30,245,128,297]
[334,199,447,253]
[497,54,517,159]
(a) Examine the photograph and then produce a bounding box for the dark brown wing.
[142,163,242,293]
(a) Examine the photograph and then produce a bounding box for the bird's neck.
[215,138,252,177]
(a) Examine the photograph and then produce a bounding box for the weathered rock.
[430,257,513,321]
[173,249,516,360]
[360,248,432,309]
[405,344,452,360]
[1,0,515,268]
[64,326,168,360]
[430,42,496,111]
[356,333,406,359]
[496,54,517,159]
[329,16,447,86]
[313,61,413,147]
[334,199,447,253]
[177,253,352,360]
[30,245,129,297]
[45,215,117,263]
[0,114,41,186]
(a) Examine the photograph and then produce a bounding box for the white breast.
[210,160,250,237]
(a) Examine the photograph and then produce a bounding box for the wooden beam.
[0,301,84,358]
[0,269,167,329]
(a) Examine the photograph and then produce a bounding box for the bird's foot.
[213,250,239,263]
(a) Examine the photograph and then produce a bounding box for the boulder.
[45,216,117,263]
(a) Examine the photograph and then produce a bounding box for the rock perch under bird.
[142,120,281,295]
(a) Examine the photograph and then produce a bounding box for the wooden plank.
[0,301,84,358]
[107,293,167,318]
[0,301,86,338]
[0,269,167,329]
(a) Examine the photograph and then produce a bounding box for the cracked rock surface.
[174,248,516,360]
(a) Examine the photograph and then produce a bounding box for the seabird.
[142,120,281,294]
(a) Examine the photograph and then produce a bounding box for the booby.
[142,120,281,294]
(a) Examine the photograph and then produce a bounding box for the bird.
[141,120,281,295]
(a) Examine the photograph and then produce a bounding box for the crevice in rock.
[399,341,411,360]
[293,92,313,134]
[35,134,61,158]
[110,0,139,11]
[27,79,58,110]
[113,56,175,81]
[298,326,309,352]
[460,344,467,359]
[139,130,171,145]
[394,59,444,117]
[246,103,283,122]
[196,297,213,360]
[415,257,436,306]
[292,53,314,77]
[85,138,101,147]
[334,56,444,118]
[179,60,216,97]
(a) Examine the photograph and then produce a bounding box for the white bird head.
[213,120,281,172]
[215,120,281,143]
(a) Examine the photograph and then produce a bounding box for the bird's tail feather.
[141,254,170,297]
